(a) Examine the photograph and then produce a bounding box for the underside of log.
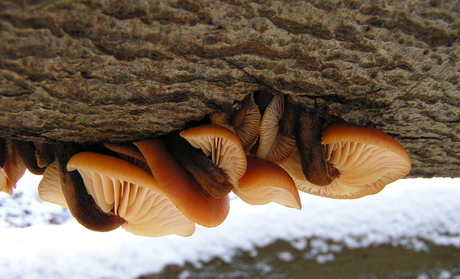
[1,0,459,178]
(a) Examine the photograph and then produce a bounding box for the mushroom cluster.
[0,92,411,237]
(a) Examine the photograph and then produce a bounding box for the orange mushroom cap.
[234,156,301,209]
[134,138,230,228]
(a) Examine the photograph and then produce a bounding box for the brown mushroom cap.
[234,156,301,209]
[134,138,230,228]
[283,122,411,199]
[180,124,247,188]
[256,94,296,164]
[67,151,196,237]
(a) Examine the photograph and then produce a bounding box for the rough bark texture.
[0,0,459,178]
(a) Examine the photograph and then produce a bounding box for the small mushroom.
[162,131,233,199]
[211,93,261,153]
[67,151,196,237]
[256,94,297,164]
[134,138,230,228]
[38,161,68,208]
[234,156,302,209]
[15,140,46,175]
[282,121,411,199]
[54,142,125,232]
[179,124,247,188]
[0,139,26,195]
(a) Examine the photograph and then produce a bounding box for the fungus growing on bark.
[256,94,296,164]
[15,140,47,175]
[38,161,68,208]
[235,156,301,209]
[54,142,125,232]
[134,138,230,228]
[283,121,411,199]
[0,140,26,195]
[103,143,150,172]
[295,111,338,186]
[67,151,195,237]
[162,131,233,199]
[180,124,247,189]
[211,93,261,153]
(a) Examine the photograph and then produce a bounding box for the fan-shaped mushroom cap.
[38,161,68,208]
[134,138,230,228]
[256,94,296,164]
[211,93,261,153]
[67,152,195,237]
[0,140,26,195]
[180,124,247,188]
[234,156,301,209]
[282,122,411,199]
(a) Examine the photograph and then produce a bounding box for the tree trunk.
[1,0,459,178]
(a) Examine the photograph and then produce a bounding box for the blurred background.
[0,171,459,279]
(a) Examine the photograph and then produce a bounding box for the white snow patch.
[0,173,459,279]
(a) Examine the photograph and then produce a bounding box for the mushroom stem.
[295,111,338,186]
[53,142,125,232]
[279,97,296,138]
[162,131,233,199]
[15,140,46,175]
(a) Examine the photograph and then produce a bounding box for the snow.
[0,172,459,279]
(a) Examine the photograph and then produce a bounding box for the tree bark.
[1,0,459,178]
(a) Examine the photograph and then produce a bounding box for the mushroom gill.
[0,140,26,195]
[282,121,411,199]
[38,161,68,208]
[180,124,247,189]
[256,94,296,164]
[67,151,195,237]
[162,131,233,199]
[211,93,261,153]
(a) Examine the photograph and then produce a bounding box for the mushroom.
[294,111,338,186]
[162,131,233,199]
[211,93,261,153]
[67,151,196,237]
[134,138,230,228]
[179,124,247,188]
[15,140,46,175]
[54,142,125,232]
[103,143,150,172]
[38,161,68,208]
[0,139,26,195]
[256,94,297,164]
[282,121,411,199]
[234,156,302,209]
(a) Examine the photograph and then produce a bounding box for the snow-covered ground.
[0,172,459,279]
